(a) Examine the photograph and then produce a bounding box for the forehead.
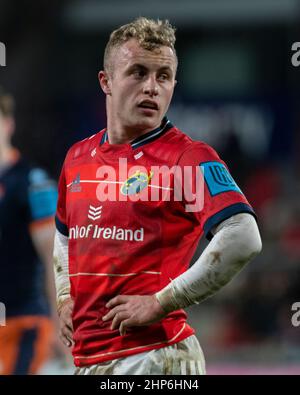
[114,39,177,70]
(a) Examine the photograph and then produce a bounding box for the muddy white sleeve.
[53,229,71,312]
[155,213,262,312]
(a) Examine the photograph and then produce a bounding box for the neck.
[106,107,161,145]
[106,121,161,145]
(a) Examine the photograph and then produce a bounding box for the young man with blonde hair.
[54,17,262,375]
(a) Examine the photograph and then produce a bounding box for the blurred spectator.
[0,87,68,374]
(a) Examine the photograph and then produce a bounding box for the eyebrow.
[127,63,173,74]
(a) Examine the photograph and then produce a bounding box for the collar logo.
[120,170,153,196]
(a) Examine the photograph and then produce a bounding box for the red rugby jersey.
[55,118,255,366]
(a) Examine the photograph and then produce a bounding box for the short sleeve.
[27,168,58,222]
[177,142,256,240]
[55,162,69,236]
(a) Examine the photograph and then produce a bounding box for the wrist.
[57,295,72,316]
[155,284,181,314]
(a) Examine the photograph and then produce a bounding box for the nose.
[143,75,158,97]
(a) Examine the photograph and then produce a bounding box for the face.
[99,39,177,134]
[0,112,14,150]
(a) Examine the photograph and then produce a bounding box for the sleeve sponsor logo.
[200,161,242,196]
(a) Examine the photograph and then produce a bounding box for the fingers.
[106,295,131,308]
[59,302,74,347]
[103,294,161,336]
[104,295,133,334]
[102,305,127,322]
[61,321,73,339]
[102,297,134,335]
[59,327,73,347]
[61,314,73,332]
[119,319,132,336]
[111,312,130,331]
[60,314,73,346]
[59,303,74,332]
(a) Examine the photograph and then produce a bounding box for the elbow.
[251,235,262,258]
[243,215,263,260]
[256,233,263,255]
[245,228,262,261]
[236,220,262,263]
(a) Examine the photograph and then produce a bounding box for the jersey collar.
[100,117,173,149]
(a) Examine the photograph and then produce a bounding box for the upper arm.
[211,212,262,256]
[177,142,256,240]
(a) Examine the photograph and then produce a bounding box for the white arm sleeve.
[53,229,71,312]
[156,213,262,312]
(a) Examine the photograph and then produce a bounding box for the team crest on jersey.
[70,173,82,192]
[200,161,242,196]
[120,170,153,196]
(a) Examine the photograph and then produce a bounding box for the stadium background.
[1,0,300,374]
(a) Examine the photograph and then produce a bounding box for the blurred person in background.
[0,86,66,374]
[54,17,262,375]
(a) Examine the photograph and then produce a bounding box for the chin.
[135,115,160,129]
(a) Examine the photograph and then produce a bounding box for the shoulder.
[64,130,104,164]
[6,160,53,188]
[27,166,55,187]
[11,161,57,216]
[26,166,57,220]
[166,126,220,164]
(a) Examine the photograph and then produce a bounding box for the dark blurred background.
[1,0,300,374]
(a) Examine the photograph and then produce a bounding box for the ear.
[98,70,111,95]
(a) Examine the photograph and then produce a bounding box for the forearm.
[53,229,71,313]
[156,213,262,312]
[30,222,60,319]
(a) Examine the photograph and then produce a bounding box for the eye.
[132,69,146,79]
[158,73,169,81]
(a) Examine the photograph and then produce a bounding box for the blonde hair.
[104,17,177,75]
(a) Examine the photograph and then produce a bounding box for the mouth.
[137,100,159,111]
